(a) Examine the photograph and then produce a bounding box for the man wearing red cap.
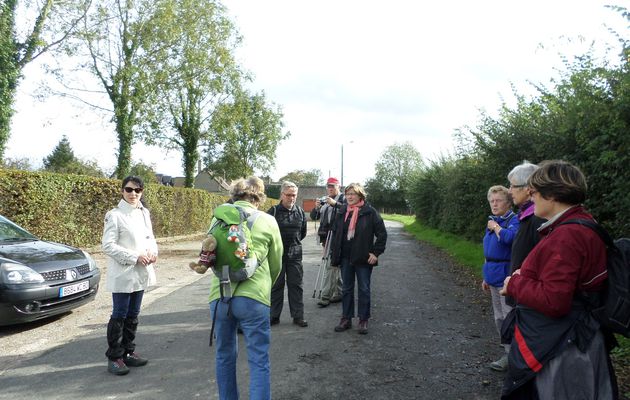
[310,177,345,307]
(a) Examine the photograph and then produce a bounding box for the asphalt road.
[0,221,506,399]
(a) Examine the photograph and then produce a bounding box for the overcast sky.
[7,0,627,184]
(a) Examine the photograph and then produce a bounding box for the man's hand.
[325,197,337,207]
[481,280,490,292]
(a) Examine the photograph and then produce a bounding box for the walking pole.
[312,259,325,298]
[313,230,332,298]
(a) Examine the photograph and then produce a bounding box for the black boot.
[122,317,148,367]
[106,317,125,360]
[106,318,129,375]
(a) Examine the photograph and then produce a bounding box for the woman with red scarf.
[329,183,387,334]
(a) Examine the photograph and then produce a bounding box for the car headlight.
[81,250,98,272]
[0,263,45,284]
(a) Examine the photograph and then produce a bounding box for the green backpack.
[209,203,262,297]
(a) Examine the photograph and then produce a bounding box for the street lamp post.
[341,141,353,187]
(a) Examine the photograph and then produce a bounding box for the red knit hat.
[326,177,340,185]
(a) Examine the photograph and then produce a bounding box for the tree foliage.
[279,169,322,186]
[206,90,289,180]
[0,0,89,161]
[410,9,630,238]
[1,156,33,171]
[129,162,158,184]
[42,135,104,177]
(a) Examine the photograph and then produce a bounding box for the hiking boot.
[124,352,148,367]
[317,298,330,308]
[107,358,130,376]
[270,317,280,326]
[489,354,508,372]
[293,318,308,327]
[358,320,368,334]
[334,317,351,332]
[329,296,342,303]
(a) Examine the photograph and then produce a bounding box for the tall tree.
[67,0,162,179]
[0,0,88,161]
[206,90,289,180]
[138,0,243,187]
[373,142,424,191]
[365,142,423,212]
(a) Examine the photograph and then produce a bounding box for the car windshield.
[0,216,38,241]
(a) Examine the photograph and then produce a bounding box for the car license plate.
[59,280,89,297]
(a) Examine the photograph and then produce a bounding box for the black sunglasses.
[123,187,143,193]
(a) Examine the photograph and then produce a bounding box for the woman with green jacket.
[209,176,283,400]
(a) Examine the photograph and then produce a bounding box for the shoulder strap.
[558,219,615,248]
[247,210,261,230]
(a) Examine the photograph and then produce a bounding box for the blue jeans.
[340,258,373,321]
[111,291,144,319]
[210,297,271,400]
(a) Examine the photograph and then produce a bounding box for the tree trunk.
[0,0,20,161]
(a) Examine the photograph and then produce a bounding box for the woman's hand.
[487,220,501,237]
[499,269,519,295]
[481,280,490,292]
[137,252,157,266]
[367,253,378,265]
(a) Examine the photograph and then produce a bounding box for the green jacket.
[208,200,283,306]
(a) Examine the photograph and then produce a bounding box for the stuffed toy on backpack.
[189,235,218,274]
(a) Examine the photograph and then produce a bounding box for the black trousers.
[270,256,304,319]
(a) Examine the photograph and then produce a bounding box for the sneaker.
[334,317,352,332]
[293,318,308,327]
[124,352,148,367]
[317,299,330,308]
[329,296,342,303]
[489,354,508,372]
[108,358,130,375]
[358,320,368,334]
[270,317,280,325]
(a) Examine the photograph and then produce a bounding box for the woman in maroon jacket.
[500,160,617,399]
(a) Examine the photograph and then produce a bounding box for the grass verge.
[383,213,630,398]
[383,214,484,277]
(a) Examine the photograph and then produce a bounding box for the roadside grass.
[382,214,484,278]
[383,213,630,398]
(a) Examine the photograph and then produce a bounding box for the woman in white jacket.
[102,176,158,376]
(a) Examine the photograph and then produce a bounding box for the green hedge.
[0,170,278,247]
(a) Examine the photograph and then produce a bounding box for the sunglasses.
[123,187,143,193]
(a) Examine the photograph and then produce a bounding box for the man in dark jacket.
[309,177,345,307]
[268,181,308,327]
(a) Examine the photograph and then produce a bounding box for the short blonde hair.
[230,176,267,206]
[487,185,510,203]
[344,182,367,201]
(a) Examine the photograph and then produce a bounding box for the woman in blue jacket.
[482,185,519,371]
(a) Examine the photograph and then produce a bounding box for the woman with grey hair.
[505,161,546,309]
[482,185,519,372]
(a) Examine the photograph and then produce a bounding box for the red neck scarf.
[344,200,365,240]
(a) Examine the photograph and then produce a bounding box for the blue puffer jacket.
[483,211,519,287]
